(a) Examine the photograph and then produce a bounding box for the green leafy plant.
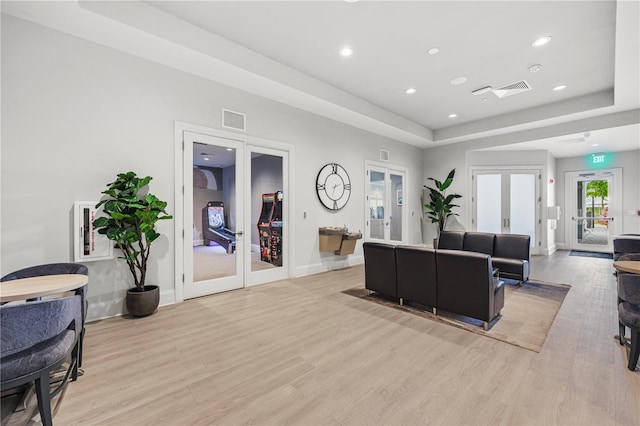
[424,169,462,235]
[93,172,172,290]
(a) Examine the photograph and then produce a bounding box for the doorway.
[472,168,541,254]
[365,162,407,244]
[176,125,291,301]
[566,168,621,253]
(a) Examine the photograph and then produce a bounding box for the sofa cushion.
[463,232,495,256]
[494,234,531,261]
[492,257,530,281]
[396,246,437,308]
[437,231,464,250]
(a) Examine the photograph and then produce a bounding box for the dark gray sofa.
[438,231,530,284]
[363,242,504,329]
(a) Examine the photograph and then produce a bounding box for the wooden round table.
[613,261,640,275]
[0,274,88,303]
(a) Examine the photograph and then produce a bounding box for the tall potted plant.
[424,168,462,247]
[93,171,173,317]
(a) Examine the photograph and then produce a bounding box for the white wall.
[1,16,423,320]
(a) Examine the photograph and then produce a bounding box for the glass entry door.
[365,164,406,243]
[568,169,621,253]
[183,132,244,299]
[473,169,539,253]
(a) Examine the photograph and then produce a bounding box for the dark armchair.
[1,295,83,425]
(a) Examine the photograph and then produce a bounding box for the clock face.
[316,163,352,211]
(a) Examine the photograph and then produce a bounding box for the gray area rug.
[343,280,571,353]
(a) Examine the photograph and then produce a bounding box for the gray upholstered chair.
[1,295,83,425]
[1,263,89,367]
[613,237,640,261]
[617,273,640,371]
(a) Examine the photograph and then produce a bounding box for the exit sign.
[591,153,608,165]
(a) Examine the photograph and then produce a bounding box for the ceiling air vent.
[492,80,532,98]
[380,149,390,162]
[222,109,246,131]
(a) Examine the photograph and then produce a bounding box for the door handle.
[235,231,244,236]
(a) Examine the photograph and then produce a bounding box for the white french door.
[566,168,621,253]
[177,126,292,301]
[183,132,245,299]
[472,169,540,254]
[365,162,407,244]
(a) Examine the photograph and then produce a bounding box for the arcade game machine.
[257,193,275,263]
[269,191,284,266]
[202,201,236,253]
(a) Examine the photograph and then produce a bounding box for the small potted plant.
[93,171,172,317]
[424,168,462,247]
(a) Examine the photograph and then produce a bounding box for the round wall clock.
[316,163,352,211]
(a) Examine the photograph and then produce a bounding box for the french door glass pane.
[251,153,284,271]
[476,174,501,234]
[193,142,236,281]
[577,179,610,246]
[369,171,385,239]
[510,174,536,243]
[390,173,403,241]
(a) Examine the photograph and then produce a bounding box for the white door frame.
[364,160,408,244]
[565,168,622,252]
[174,122,294,302]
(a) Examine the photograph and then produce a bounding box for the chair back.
[618,273,640,305]
[613,237,640,261]
[1,263,88,281]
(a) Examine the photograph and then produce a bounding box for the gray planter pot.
[126,285,159,317]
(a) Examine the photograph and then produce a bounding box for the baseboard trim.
[294,255,364,278]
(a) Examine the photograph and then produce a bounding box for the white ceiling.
[3,0,639,156]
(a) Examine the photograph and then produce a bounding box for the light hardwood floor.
[5,250,640,425]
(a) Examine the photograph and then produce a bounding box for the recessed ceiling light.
[427,47,439,55]
[450,77,467,86]
[528,64,543,73]
[592,143,599,147]
[552,84,567,91]
[340,46,353,57]
[448,113,458,118]
[405,87,417,94]
[344,0,359,3]
[532,36,552,47]
[203,157,210,161]
[226,148,233,151]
